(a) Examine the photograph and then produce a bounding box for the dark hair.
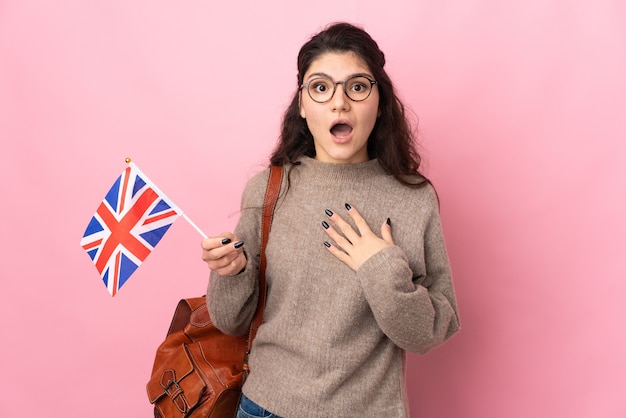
[270,22,426,187]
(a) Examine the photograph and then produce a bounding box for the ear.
[299,91,306,119]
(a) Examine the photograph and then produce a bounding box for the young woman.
[202,22,460,418]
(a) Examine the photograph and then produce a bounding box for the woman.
[202,22,460,418]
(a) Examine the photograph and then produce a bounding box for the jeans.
[236,393,282,418]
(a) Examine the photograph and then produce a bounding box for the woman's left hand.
[322,204,394,271]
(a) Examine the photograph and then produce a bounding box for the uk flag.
[80,163,181,296]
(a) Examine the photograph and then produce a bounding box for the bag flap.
[146,344,203,405]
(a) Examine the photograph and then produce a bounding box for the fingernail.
[386,218,391,226]
[234,241,244,249]
[323,241,331,248]
[325,209,334,217]
[221,238,232,245]
[345,203,352,210]
[322,221,330,229]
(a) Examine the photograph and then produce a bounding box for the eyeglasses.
[301,75,377,103]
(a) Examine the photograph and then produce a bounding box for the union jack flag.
[80,162,182,296]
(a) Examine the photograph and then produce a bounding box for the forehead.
[304,51,372,80]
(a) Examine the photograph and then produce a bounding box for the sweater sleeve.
[206,170,268,336]
[356,191,460,354]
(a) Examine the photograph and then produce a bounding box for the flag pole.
[125,158,208,239]
[181,213,207,239]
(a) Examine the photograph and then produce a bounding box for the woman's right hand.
[201,233,247,276]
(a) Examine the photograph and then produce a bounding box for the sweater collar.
[294,157,384,183]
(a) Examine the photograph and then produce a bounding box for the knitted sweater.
[207,157,460,418]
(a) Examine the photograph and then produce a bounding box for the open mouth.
[330,122,353,139]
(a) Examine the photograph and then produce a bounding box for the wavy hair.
[270,22,426,187]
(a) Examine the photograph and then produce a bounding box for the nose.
[330,82,349,111]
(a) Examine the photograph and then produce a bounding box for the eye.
[347,77,371,94]
[310,80,330,93]
[350,82,366,92]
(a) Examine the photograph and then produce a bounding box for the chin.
[314,139,368,164]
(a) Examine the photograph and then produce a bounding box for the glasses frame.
[300,75,378,104]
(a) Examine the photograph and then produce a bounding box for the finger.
[322,220,352,252]
[380,217,394,245]
[201,236,225,251]
[209,253,238,269]
[325,208,360,243]
[344,203,373,236]
[205,245,246,276]
[201,233,240,262]
[212,241,244,261]
[323,241,357,271]
[214,249,245,266]
[201,232,236,249]
[215,258,244,276]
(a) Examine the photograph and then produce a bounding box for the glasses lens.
[345,76,373,101]
[307,77,334,103]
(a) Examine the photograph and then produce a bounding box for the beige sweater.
[207,157,460,417]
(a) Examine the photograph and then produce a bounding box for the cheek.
[364,105,380,129]
[301,104,322,129]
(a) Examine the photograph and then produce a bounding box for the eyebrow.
[306,72,374,81]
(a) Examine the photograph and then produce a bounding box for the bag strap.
[243,165,283,376]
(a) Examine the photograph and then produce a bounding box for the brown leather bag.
[146,166,283,418]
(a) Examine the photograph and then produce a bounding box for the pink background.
[1,1,625,417]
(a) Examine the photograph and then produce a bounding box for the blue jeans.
[236,393,282,418]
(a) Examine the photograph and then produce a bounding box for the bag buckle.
[164,379,182,396]
[160,371,188,413]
